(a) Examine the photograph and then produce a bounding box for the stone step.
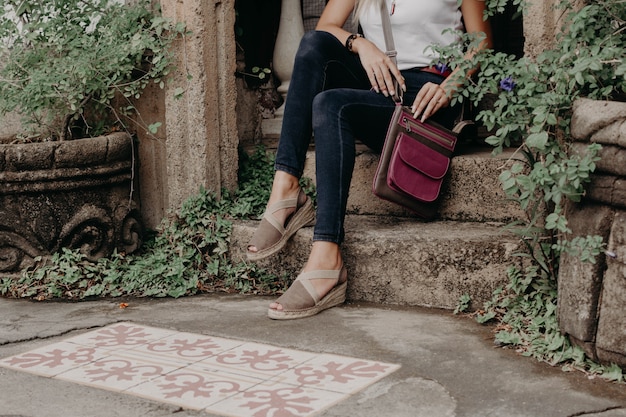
[229,215,520,310]
[238,134,523,310]
[258,116,523,221]
[301,144,524,223]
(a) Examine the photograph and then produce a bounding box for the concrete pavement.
[0,294,625,417]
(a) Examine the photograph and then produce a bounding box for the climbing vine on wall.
[446,0,625,380]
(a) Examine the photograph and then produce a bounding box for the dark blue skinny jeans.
[275,31,458,244]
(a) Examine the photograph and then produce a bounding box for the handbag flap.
[387,133,451,202]
[395,133,450,179]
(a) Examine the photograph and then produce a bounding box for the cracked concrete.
[0,295,625,417]
[572,407,626,417]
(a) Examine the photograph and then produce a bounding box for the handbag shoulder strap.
[380,1,396,64]
[379,1,402,103]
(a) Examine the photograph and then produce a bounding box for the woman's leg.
[311,89,396,244]
[274,31,370,179]
[270,88,396,313]
[249,31,369,255]
[270,70,459,312]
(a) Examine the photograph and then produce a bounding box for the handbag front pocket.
[387,132,451,202]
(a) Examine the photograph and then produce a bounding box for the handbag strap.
[380,1,396,63]
[379,1,402,103]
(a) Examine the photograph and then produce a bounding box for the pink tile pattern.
[0,322,399,416]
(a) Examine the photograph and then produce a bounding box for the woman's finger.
[379,68,394,97]
[422,87,443,120]
[357,39,405,97]
[411,83,436,118]
[380,57,399,97]
[366,67,380,93]
[368,66,393,97]
[412,83,449,121]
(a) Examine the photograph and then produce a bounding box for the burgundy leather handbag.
[372,105,457,219]
[371,1,459,219]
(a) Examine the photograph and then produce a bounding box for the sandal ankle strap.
[296,267,346,303]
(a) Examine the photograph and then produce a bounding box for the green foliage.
[446,0,625,380]
[237,66,272,81]
[234,147,316,220]
[231,147,277,218]
[453,293,471,315]
[0,0,186,140]
[475,266,624,382]
[0,147,308,300]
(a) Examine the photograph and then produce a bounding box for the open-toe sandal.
[247,189,315,261]
[267,266,348,320]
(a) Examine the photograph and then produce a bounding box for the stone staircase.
[229,141,525,311]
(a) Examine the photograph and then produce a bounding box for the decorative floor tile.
[127,364,262,410]
[62,322,177,351]
[0,341,110,377]
[196,341,319,380]
[55,351,182,392]
[0,322,399,417]
[127,332,245,366]
[270,353,401,394]
[207,379,346,417]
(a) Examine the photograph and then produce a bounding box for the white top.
[359,0,463,70]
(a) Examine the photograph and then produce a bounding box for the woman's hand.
[407,0,492,122]
[317,0,406,98]
[411,82,451,122]
[353,37,406,98]
[411,0,493,122]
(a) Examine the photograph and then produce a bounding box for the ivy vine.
[445,0,625,381]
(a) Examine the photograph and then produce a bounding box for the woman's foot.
[247,172,315,261]
[268,242,346,320]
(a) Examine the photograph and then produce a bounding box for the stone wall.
[558,98,626,368]
[135,0,239,228]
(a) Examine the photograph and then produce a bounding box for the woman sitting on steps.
[247,0,493,320]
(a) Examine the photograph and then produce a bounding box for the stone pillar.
[133,81,169,228]
[523,0,586,59]
[272,0,304,117]
[558,98,626,368]
[523,0,558,58]
[158,0,239,211]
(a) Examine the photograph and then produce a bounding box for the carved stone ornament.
[0,132,143,275]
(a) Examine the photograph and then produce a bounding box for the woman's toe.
[269,302,283,311]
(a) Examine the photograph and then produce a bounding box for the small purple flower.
[499,76,516,92]
[434,62,449,75]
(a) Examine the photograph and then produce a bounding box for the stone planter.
[558,98,626,369]
[0,132,143,275]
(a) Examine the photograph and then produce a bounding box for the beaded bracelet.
[345,33,363,53]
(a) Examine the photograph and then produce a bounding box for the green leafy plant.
[0,146,311,301]
[444,0,624,380]
[0,0,186,141]
[453,293,471,315]
[237,66,272,81]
